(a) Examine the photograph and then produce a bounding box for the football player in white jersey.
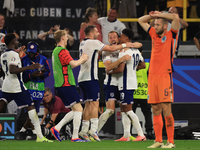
[0,33,52,142]
[97,30,142,141]
[78,25,138,141]
[109,29,146,141]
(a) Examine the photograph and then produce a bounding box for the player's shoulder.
[6,50,19,57]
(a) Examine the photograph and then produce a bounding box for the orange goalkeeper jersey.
[148,27,178,74]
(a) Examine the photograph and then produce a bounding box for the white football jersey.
[102,50,119,86]
[78,39,105,82]
[118,48,144,91]
[1,49,27,93]
[97,17,126,45]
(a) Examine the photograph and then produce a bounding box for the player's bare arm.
[132,42,143,49]
[105,54,131,72]
[136,61,146,71]
[69,53,89,68]
[107,62,126,74]
[152,11,179,30]
[103,42,138,52]
[9,63,40,74]
[138,14,154,32]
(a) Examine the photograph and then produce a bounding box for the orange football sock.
[153,114,163,143]
[164,113,174,144]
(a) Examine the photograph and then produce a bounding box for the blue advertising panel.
[0,114,17,139]
[173,59,200,103]
[45,58,200,103]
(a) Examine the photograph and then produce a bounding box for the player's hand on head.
[149,11,154,16]
[149,11,159,18]
[154,11,161,15]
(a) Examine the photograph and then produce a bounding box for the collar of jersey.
[5,49,14,52]
[107,17,117,23]
[83,38,90,41]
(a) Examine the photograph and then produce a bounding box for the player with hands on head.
[138,10,179,148]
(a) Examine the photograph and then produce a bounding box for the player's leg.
[26,105,53,142]
[161,102,175,148]
[158,73,175,148]
[71,102,86,142]
[8,91,52,142]
[98,85,117,133]
[79,101,91,141]
[98,100,115,133]
[88,100,101,141]
[51,111,74,141]
[115,104,133,141]
[80,80,100,141]
[124,104,146,141]
[120,90,145,141]
[147,74,164,148]
[20,100,40,140]
[78,82,91,141]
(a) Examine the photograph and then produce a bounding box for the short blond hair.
[54,30,66,43]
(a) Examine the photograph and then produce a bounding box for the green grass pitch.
[0,140,200,150]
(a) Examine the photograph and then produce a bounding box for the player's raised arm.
[102,42,141,52]
[105,54,131,72]
[154,12,179,31]
[138,14,154,32]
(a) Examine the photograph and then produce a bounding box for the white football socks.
[97,109,114,133]
[121,112,131,138]
[126,110,144,136]
[72,111,82,139]
[55,111,74,131]
[28,109,43,139]
[90,118,98,133]
[80,120,90,133]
